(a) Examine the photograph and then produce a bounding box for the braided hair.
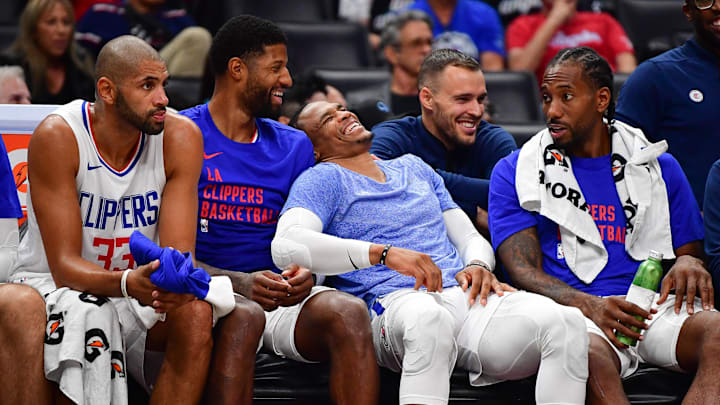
[546,47,615,123]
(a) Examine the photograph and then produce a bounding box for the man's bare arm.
[159,113,204,254]
[29,115,127,295]
[498,226,652,348]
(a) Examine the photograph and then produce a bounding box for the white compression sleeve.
[442,208,495,270]
[272,207,373,275]
[0,218,19,282]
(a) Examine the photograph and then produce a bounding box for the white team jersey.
[11,99,166,280]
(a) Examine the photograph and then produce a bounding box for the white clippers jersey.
[12,100,166,280]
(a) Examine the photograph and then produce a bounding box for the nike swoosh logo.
[87,164,102,171]
[203,152,223,159]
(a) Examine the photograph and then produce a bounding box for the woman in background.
[2,0,94,104]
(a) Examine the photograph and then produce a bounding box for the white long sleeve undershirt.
[271,207,494,275]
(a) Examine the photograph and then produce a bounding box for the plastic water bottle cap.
[649,250,663,261]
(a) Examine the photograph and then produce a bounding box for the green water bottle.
[616,250,663,346]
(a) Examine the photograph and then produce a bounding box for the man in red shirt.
[506,0,636,84]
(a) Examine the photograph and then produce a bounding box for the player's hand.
[278,264,313,307]
[383,246,443,292]
[126,260,197,313]
[126,260,160,306]
[584,295,653,349]
[456,264,516,306]
[248,270,291,311]
[658,255,713,314]
[548,0,576,25]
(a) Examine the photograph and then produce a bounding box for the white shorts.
[586,294,714,378]
[262,285,334,363]
[370,287,507,384]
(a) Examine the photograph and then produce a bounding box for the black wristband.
[379,244,392,265]
[465,260,491,272]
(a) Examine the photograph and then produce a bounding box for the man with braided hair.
[490,46,720,404]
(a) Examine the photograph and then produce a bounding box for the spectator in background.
[1,0,94,105]
[76,0,211,78]
[485,0,543,27]
[507,0,636,85]
[406,0,505,71]
[0,66,32,104]
[371,49,516,236]
[616,0,719,208]
[347,10,433,118]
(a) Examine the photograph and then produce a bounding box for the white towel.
[515,120,674,283]
[43,287,128,405]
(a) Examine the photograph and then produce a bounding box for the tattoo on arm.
[498,227,594,312]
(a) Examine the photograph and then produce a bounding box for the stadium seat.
[501,122,545,147]
[224,0,335,23]
[616,0,692,62]
[0,25,16,50]
[613,72,630,101]
[164,77,202,111]
[313,68,391,95]
[126,352,694,404]
[0,0,22,26]
[278,22,373,75]
[484,71,543,125]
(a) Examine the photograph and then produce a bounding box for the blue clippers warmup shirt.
[371,116,516,216]
[489,151,703,296]
[181,104,315,272]
[282,154,463,308]
[0,137,21,219]
[616,39,720,208]
[407,0,506,56]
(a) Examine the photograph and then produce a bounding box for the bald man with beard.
[0,35,244,405]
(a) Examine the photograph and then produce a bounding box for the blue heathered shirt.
[180,104,315,272]
[489,150,703,296]
[281,154,463,308]
[616,39,720,208]
[0,137,21,219]
[370,115,517,216]
[407,0,506,56]
[703,159,720,302]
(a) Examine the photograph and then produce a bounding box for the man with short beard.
[3,35,238,404]
[180,16,379,405]
[371,49,516,235]
[616,0,720,208]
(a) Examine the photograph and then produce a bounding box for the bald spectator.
[0,66,32,104]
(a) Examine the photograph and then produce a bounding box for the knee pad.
[532,302,588,381]
[399,303,457,376]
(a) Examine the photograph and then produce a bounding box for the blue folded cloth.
[129,231,211,299]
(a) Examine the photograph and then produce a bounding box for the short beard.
[116,91,164,135]
[244,80,278,119]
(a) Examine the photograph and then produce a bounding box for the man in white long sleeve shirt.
[271,100,591,405]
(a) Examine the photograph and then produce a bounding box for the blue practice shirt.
[407,0,506,56]
[282,154,463,308]
[0,137,21,219]
[489,150,703,296]
[180,104,315,273]
[616,39,720,208]
[703,159,720,301]
[371,115,517,216]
